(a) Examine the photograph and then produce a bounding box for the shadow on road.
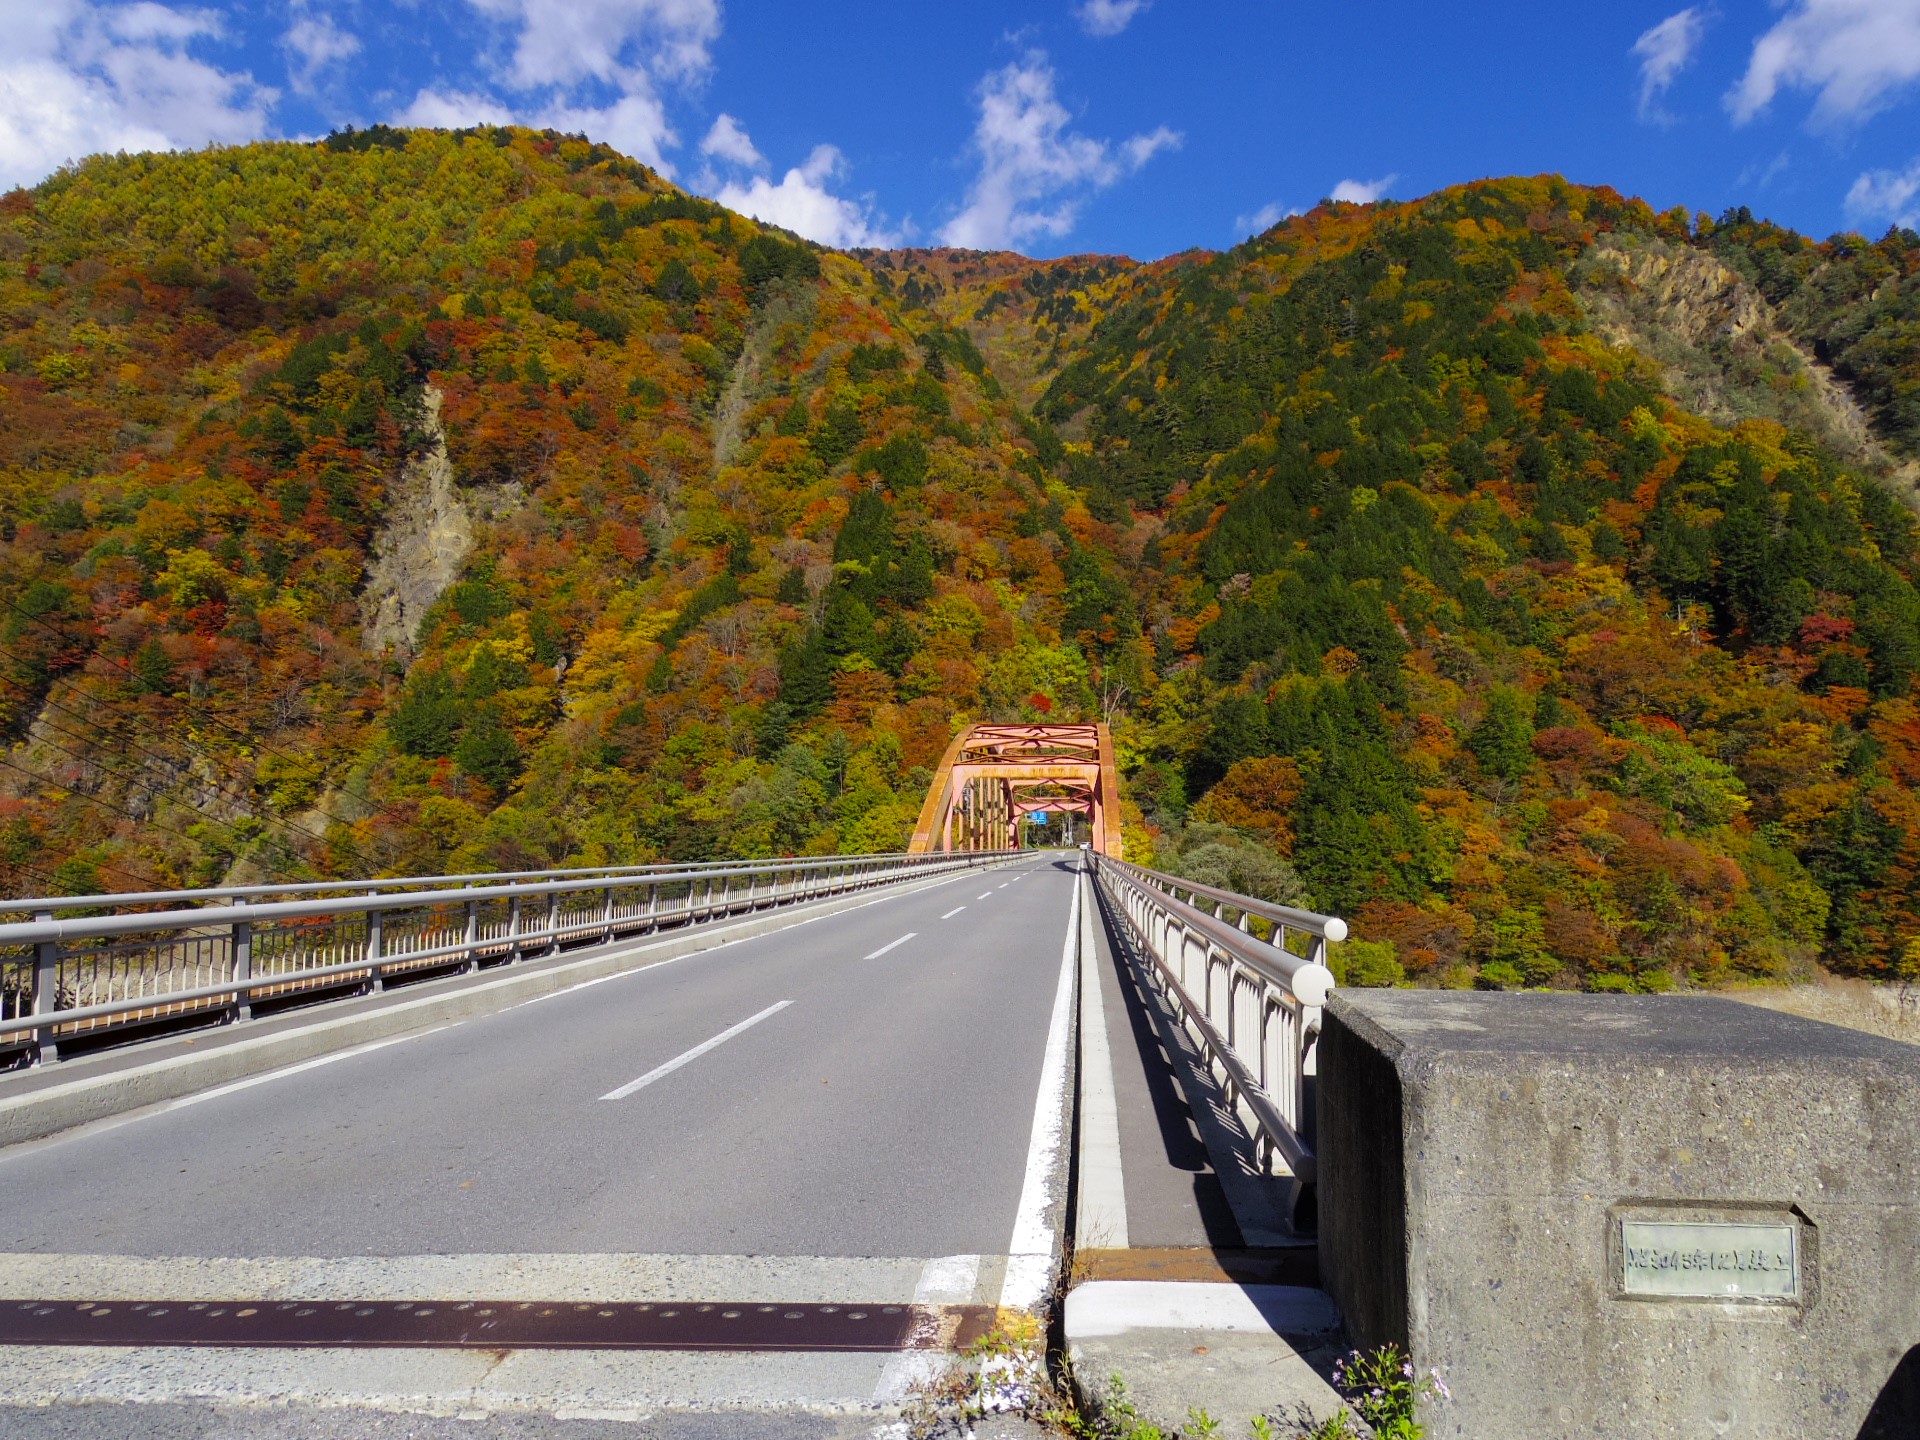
[1090,881,1260,1249]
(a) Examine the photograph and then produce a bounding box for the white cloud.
[1076,0,1149,37]
[393,86,514,129]
[940,53,1180,250]
[282,13,359,94]
[1330,174,1397,204]
[1729,0,1920,126]
[0,0,274,191]
[463,0,719,90]
[1234,200,1302,238]
[700,111,764,169]
[1736,149,1793,189]
[391,86,675,173]
[1122,125,1180,168]
[426,0,720,175]
[394,86,679,176]
[1846,155,1920,227]
[536,90,676,170]
[1633,7,1709,121]
[711,134,899,249]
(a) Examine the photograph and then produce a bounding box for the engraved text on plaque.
[1619,1220,1799,1300]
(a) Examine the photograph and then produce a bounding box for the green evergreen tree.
[1468,688,1535,783]
[453,708,522,791]
[390,671,460,757]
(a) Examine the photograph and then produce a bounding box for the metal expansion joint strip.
[0,1297,999,1353]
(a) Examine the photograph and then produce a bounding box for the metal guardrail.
[1091,853,1343,1187]
[0,857,829,915]
[0,850,1018,1066]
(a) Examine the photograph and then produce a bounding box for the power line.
[3,713,314,884]
[0,648,381,871]
[0,846,149,896]
[0,757,170,893]
[0,594,448,861]
[0,750,295,880]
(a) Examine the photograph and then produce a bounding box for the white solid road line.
[863,933,916,959]
[599,1001,792,1100]
[871,1252,983,1403]
[999,870,1081,1314]
[940,907,965,919]
[160,1027,453,1113]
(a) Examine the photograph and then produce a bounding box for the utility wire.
[0,750,300,881]
[0,648,383,871]
[3,713,314,884]
[0,594,448,860]
[0,757,172,893]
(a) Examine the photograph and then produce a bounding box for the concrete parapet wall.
[1318,991,1920,1440]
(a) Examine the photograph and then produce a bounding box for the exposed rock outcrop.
[358,386,521,658]
[1576,237,1920,506]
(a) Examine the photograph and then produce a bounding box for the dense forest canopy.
[2,134,1917,990]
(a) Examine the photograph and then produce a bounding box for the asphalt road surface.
[0,857,1074,1258]
[0,854,1083,1432]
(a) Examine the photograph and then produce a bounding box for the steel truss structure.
[907,723,1124,855]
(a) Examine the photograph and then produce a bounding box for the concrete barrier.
[1318,991,1920,1440]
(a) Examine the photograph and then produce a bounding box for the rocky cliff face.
[1576,237,1920,506]
[359,387,521,659]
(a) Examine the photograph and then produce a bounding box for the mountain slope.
[2,145,1917,988]
[0,127,1087,891]
[942,177,1920,983]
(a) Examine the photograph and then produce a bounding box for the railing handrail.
[1098,855,1350,945]
[1096,856,1341,1003]
[1091,853,1343,1197]
[0,852,1004,949]
[0,856,833,916]
[0,849,1022,1055]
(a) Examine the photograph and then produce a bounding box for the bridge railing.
[0,856,856,917]
[1091,853,1343,1186]
[0,850,1017,1067]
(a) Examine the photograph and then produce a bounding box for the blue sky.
[4,0,1920,257]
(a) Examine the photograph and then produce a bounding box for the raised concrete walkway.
[1067,871,1345,1437]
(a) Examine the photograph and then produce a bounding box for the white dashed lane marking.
[600,1001,792,1101]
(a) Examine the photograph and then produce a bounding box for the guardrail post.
[463,892,479,972]
[508,895,522,960]
[232,897,254,1021]
[366,908,384,992]
[646,881,659,932]
[545,891,559,952]
[31,909,59,1065]
[602,885,615,941]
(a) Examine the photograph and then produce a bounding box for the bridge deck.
[0,857,1078,1426]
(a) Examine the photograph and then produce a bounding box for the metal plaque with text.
[1620,1220,1800,1300]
